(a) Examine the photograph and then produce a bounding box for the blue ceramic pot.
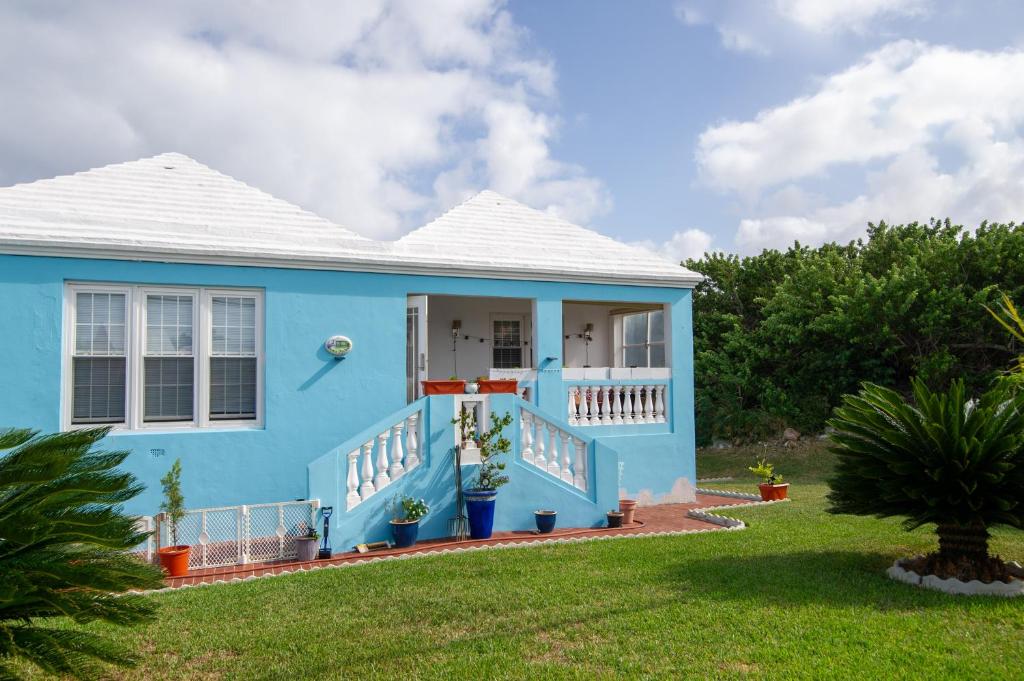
[534,510,557,534]
[391,519,420,548]
[464,488,497,539]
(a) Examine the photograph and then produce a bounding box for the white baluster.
[611,385,623,425]
[534,418,547,470]
[346,449,361,510]
[588,387,600,425]
[622,386,635,424]
[388,422,405,480]
[567,388,577,425]
[546,423,561,477]
[521,410,535,463]
[359,441,375,499]
[600,385,613,425]
[655,385,666,423]
[374,432,391,489]
[405,412,420,470]
[559,430,573,484]
[573,437,587,490]
[643,385,656,423]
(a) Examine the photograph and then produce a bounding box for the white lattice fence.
[132,516,155,563]
[159,499,319,569]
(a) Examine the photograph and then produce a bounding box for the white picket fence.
[157,499,320,569]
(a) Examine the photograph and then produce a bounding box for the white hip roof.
[0,153,701,288]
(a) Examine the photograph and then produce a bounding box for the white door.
[407,296,428,401]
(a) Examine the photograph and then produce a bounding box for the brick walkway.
[161,492,762,589]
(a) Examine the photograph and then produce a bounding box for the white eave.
[0,154,703,288]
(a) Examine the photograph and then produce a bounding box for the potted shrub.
[157,458,190,577]
[295,524,320,562]
[457,410,512,539]
[477,379,519,394]
[749,457,788,501]
[534,509,557,534]
[422,377,466,395]
[390,495,429,548]
[607,510,624,528]
[619,499,638,525]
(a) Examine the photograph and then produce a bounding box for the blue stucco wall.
[0,253,695,521]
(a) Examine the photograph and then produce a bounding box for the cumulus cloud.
[0,1,609,238]
[632,228,714,263]
[696,41,1024,252]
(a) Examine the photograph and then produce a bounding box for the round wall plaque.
[324,335,353,357]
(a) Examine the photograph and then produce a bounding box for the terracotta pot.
[758,483,790,501]
[157,545,191,577]
[607,511,624,528]
[477,379,519,394]
[422,380,466,395]
[619,499,638,525]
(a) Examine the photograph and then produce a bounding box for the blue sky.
[2,1,1023,260]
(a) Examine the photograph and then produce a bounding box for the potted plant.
[294,524,320,562]
[607,509,624,528]
[618,499,638,525]
[477,378,519,394]
[457,410,512,539]
[422,376,466,395]
[749,458,788,501]
[157,458,190,577]
[534,510,557,534]
[390,495,429,548]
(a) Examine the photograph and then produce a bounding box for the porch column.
[532,297,564,417]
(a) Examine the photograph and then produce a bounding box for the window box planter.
[535,510,557,534]
[422,379,466,395]
[157,545,191,577]
[390,519,421,548]
[758,483,789,501]
[477,379,518,394]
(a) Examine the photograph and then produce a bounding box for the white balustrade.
[519,407,589,491]
[564,384,667,426]
[346,409,423,512]
[345,449,361,510]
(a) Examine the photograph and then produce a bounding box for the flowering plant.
[392,495,429,523]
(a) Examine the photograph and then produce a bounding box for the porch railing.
[519,404,591,491]
[343,407,423,511]
[566,383,667,426]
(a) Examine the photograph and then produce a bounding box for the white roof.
[0,153,700,288]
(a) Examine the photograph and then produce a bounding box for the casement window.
[64,284,263,430]
[491,315,526,369]
[621,310,665,368]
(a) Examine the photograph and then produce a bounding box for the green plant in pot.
[390,495,429,548]
[157,458,190,577]
[294,523,320,562]
[749,457,788,501]
[456,410,512,539]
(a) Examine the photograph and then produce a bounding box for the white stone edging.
[886,559,1024,597]
[696,487,766,501]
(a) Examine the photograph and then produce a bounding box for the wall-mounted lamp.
[583,322,594,343]
[451,319,462,338]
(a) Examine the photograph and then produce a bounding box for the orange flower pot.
[422,380,466,395]
[157,545,191,577]
[477,379,519,394]
[619,499,638,525]
[758,483,789,501]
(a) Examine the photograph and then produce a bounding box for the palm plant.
[986,292,1024,378]
[827,378,1024,580]
[0,426,165,678]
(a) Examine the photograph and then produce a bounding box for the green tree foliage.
[685,220,1024,443]
[0,427,165,679]
[826,378,1024,578]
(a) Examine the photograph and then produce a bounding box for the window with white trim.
[65,284,263,430]
[621,310,665,368]
[491,315,525,369]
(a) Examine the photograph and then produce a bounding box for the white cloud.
[773,0,929,33]
[632,228,713,263]
[0,1,608,238]
[696,41,1024,252]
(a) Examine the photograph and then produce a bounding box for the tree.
[0,427,165,679]
[826,378,1024,581]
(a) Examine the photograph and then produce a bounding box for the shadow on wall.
[299,345,346,391]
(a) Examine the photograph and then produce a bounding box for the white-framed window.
[63,283,263,431]
[491,314,527,369]
[621,310,665,368]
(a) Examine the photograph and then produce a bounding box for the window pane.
[649,343,666,368]
[212,296,256,357]
[624,313,647,346]
[146,295,193,355]
[624,345,646,368]
[210,357,257,419]
[144,357,194,421]
[492,347,523,369]
[650,310,665,343]
[75,292,126,356]
[72,357,126,423]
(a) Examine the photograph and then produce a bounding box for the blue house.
[0,153,702,566]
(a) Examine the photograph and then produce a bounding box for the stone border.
[696,487,767,501]
[886,559,1024,597]
[136,493,784,594]
[696,476,735,483]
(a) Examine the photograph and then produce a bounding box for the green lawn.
[28,445,1024,679]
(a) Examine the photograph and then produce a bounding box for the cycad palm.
[827,378,1024,577]
[0,427,165,679]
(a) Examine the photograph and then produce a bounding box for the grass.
[23,443,1024,679]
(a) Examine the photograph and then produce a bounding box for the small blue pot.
[391,519,420,548]
[534,510,557,534]
[464,488,497,539]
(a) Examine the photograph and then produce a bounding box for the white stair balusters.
[546,422,561,478]
[345,406,424,512]
[405,413,420,471]
[534,417,547,471]
[572,438,587,490]
[359,440,375,500]
[518,406,589,492]
[388,421,405,480]
[559,430,573,484]
[563,384,667,426]
[345,449,361,510]
[374,432,391,489]
[521,411,535,464]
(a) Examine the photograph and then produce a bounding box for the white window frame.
[62,282,264,431]
[490,313,530,369]
[617,310,667,368]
